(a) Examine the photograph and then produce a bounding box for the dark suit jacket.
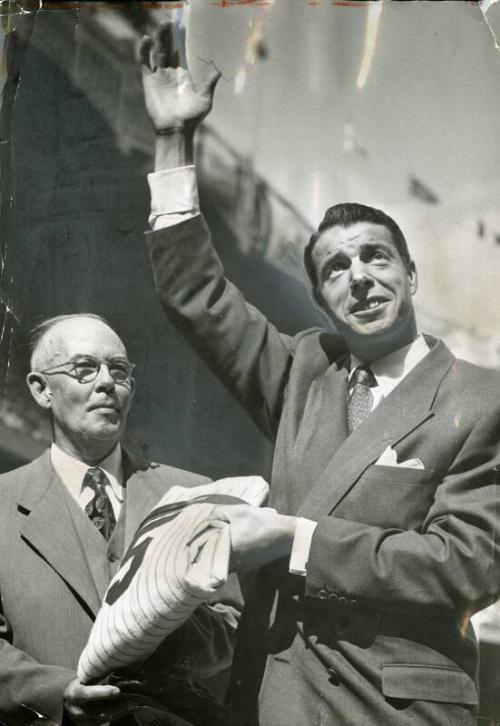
[0,448,240,725]
[146,215,500,726]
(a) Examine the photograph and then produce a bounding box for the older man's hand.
[63,678,123,725]
[222,505,298,573]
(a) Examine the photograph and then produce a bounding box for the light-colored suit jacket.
[0,449,240,725]
[146,214,500,726]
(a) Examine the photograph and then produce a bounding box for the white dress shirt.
[149,166,199,230]
[50,443,125,520]
[349,335,430,407]
[148,167,430,575]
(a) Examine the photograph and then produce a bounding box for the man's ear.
[27,372,53,410]
[313,286,326,310]
[313,287,335,322]
[408,261,418,295]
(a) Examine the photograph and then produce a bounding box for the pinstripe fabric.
[78,476,268,683]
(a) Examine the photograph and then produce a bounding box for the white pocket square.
[375,446,425,470]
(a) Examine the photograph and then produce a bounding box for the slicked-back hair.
[30,313,115,370]
[304,203,413,297]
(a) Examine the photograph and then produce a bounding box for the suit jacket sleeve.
[138,583,242,685]
[0,608,75,725]
[181,574,243,678]
[305,397,500,616]
[145,215,298,438]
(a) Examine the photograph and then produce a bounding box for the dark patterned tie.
[347,365,376,434]
[83,467,116,540]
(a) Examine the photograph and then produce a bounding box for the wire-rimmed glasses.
[39,356,135,386]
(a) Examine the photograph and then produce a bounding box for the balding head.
[30,314,125,371]
[27,314,135,464]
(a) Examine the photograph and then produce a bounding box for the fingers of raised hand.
[156,20,186,69]
[138,35,154,73]
[197,66,222,99]
[139,21,186,73]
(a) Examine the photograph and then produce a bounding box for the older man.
[0,313,240,726]
[140,24,500,726]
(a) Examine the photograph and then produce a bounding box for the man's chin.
[346,317,395,339]
[86,422,123,441]
[88,408,122,425]
[356,321,393,336]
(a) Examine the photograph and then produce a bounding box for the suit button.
[328,592,338,602]
[327,667,340,685]
[108,553,118,563]
[337,616,350,632]
[350,599,358,608]
[338,596,348,607]
[317,589,329,600]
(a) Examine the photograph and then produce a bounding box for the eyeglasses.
[40,356,135,385]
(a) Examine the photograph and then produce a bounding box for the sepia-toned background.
[0,0,499,717]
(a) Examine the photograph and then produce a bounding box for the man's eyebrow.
[70,354,129,362]
[360,241,394,253]
[318,251,348,280]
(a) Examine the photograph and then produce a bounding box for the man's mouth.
[88,402,120,413]
[350,297,388,315]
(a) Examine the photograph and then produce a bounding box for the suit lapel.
[277,356,349,515]
[297,339,454,520]
[17,451,184,613]
[294,355,349,467]
[18,452,103,616]
[122,453,170,548]
[65,488,111,603]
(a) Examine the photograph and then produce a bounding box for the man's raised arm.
[140,24,320,577]
[140,22,308,437]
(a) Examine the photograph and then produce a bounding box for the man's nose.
[94,363,115,390]
[349,261,373,294]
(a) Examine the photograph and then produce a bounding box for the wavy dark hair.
[304,203,413,301]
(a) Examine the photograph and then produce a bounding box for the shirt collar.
[349,334,429,398]
[50,442,124,501]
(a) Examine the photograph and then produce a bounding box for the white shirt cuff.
[148,166,200,229]
[289,517,317,576]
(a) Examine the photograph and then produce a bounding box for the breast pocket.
[382,663,478,705]
[334,464,436,530]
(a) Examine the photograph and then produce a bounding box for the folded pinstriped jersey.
[77,476,268,684]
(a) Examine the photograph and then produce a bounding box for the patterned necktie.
[83,467,116,540]
[346,365,376,434]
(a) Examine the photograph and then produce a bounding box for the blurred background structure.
[0,0,326,478]
[0,0,500,719]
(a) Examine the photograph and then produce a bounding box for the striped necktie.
[347,365,376,434]
[83,467,116,540]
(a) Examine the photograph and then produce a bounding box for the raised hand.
[139,21,221,134]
